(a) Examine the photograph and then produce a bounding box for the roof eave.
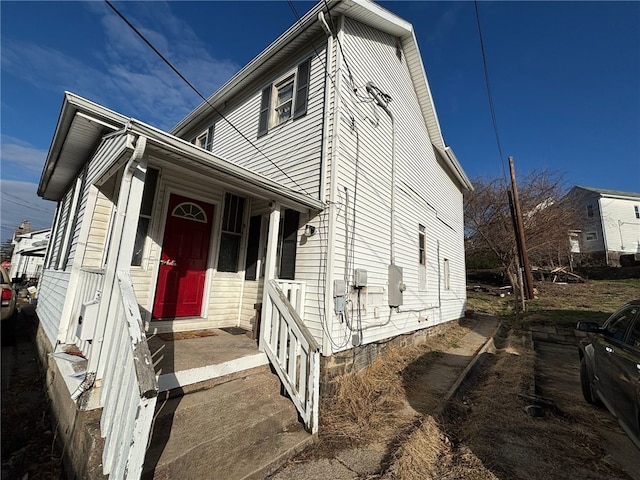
[38,93,128,200]
[170,0,341,137]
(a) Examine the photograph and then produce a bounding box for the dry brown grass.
[382,416,498,480]
[438,330,630,480]
[317,320,474,453]
[292,278,639,478]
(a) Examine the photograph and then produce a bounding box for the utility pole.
[509,157,535,300]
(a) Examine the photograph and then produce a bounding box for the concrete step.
[143,368,312,480]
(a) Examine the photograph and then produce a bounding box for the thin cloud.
[0,136,47,174]
[426,3,465,48]
[2,1,239,131]
[0,179,56,241]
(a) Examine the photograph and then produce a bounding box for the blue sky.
[1,1,639,241]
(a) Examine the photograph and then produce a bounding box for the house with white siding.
[9,226,50,283]
[564,186,640,266]
[35,0,472,477]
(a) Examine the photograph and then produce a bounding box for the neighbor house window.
[444,258,450,290]
[584,231,597,241]
[131,167,159,266]
[418,224,427,291]
[218,193,245,272]
[257,58,311,137]
[635,205,639,219]
[586,204,594,218]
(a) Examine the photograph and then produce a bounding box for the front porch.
[146,327,269,392]
[38,95,326,477]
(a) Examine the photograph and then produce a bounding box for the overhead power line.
[104,0,311,196]
[474,0,507,182]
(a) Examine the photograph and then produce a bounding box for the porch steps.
[142,367,312,480]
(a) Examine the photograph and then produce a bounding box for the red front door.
[153,194,214,319]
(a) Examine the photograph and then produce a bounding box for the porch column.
[84,134,148,408]
[259,202,281,352]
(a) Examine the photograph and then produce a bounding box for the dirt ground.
[299,276,640,479]
[1,304,65,480]
[1,277,638,479]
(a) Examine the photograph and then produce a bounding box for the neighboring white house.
[34,0,473,477]
[564,186,640,266]
[9,228,50,282]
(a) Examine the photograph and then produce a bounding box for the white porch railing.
[263,280,320,434]
[69,268,105,355]
[99,270,158,479]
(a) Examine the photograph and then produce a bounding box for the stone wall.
[34,320,105,479]
[319,321,453,397]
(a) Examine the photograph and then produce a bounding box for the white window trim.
[195,130,208,149]
[418,224,427,291]
[257,57,311,138]
[272,73,295,128]
[444,258,450,290]
[57,178,82,270]
[585,231,598,241]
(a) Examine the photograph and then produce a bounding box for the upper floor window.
[584,231,597,242]
[635,205,639,219]
[586,204,594,218]
[193,125,215,152]
[257,58,311,138]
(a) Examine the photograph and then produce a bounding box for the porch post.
[259,202,281,352]
[83,134,148,408]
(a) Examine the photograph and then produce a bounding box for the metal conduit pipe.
[365,82,396,265]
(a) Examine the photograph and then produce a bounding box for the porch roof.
[38,93,324,212]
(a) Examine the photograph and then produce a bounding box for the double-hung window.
[218,193,246,272]
[257,58,312,137]
[274,75,294,126]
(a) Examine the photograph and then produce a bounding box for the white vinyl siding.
[36,269,70,344]
[239,280,263,331]
[324,18,466,351]
[83,192,113,268]
[50,188,74,269]
[599,197,640,254]
[199,47,326,199]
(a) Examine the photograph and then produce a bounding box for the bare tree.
[465,170,578,290]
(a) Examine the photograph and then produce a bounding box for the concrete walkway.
[269,315,500,480]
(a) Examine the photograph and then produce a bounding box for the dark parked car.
[578,300,640,450]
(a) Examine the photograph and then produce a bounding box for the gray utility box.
[388,264,405,307]
[76,299,100,341]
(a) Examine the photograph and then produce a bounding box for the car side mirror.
[576,321,602,333]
